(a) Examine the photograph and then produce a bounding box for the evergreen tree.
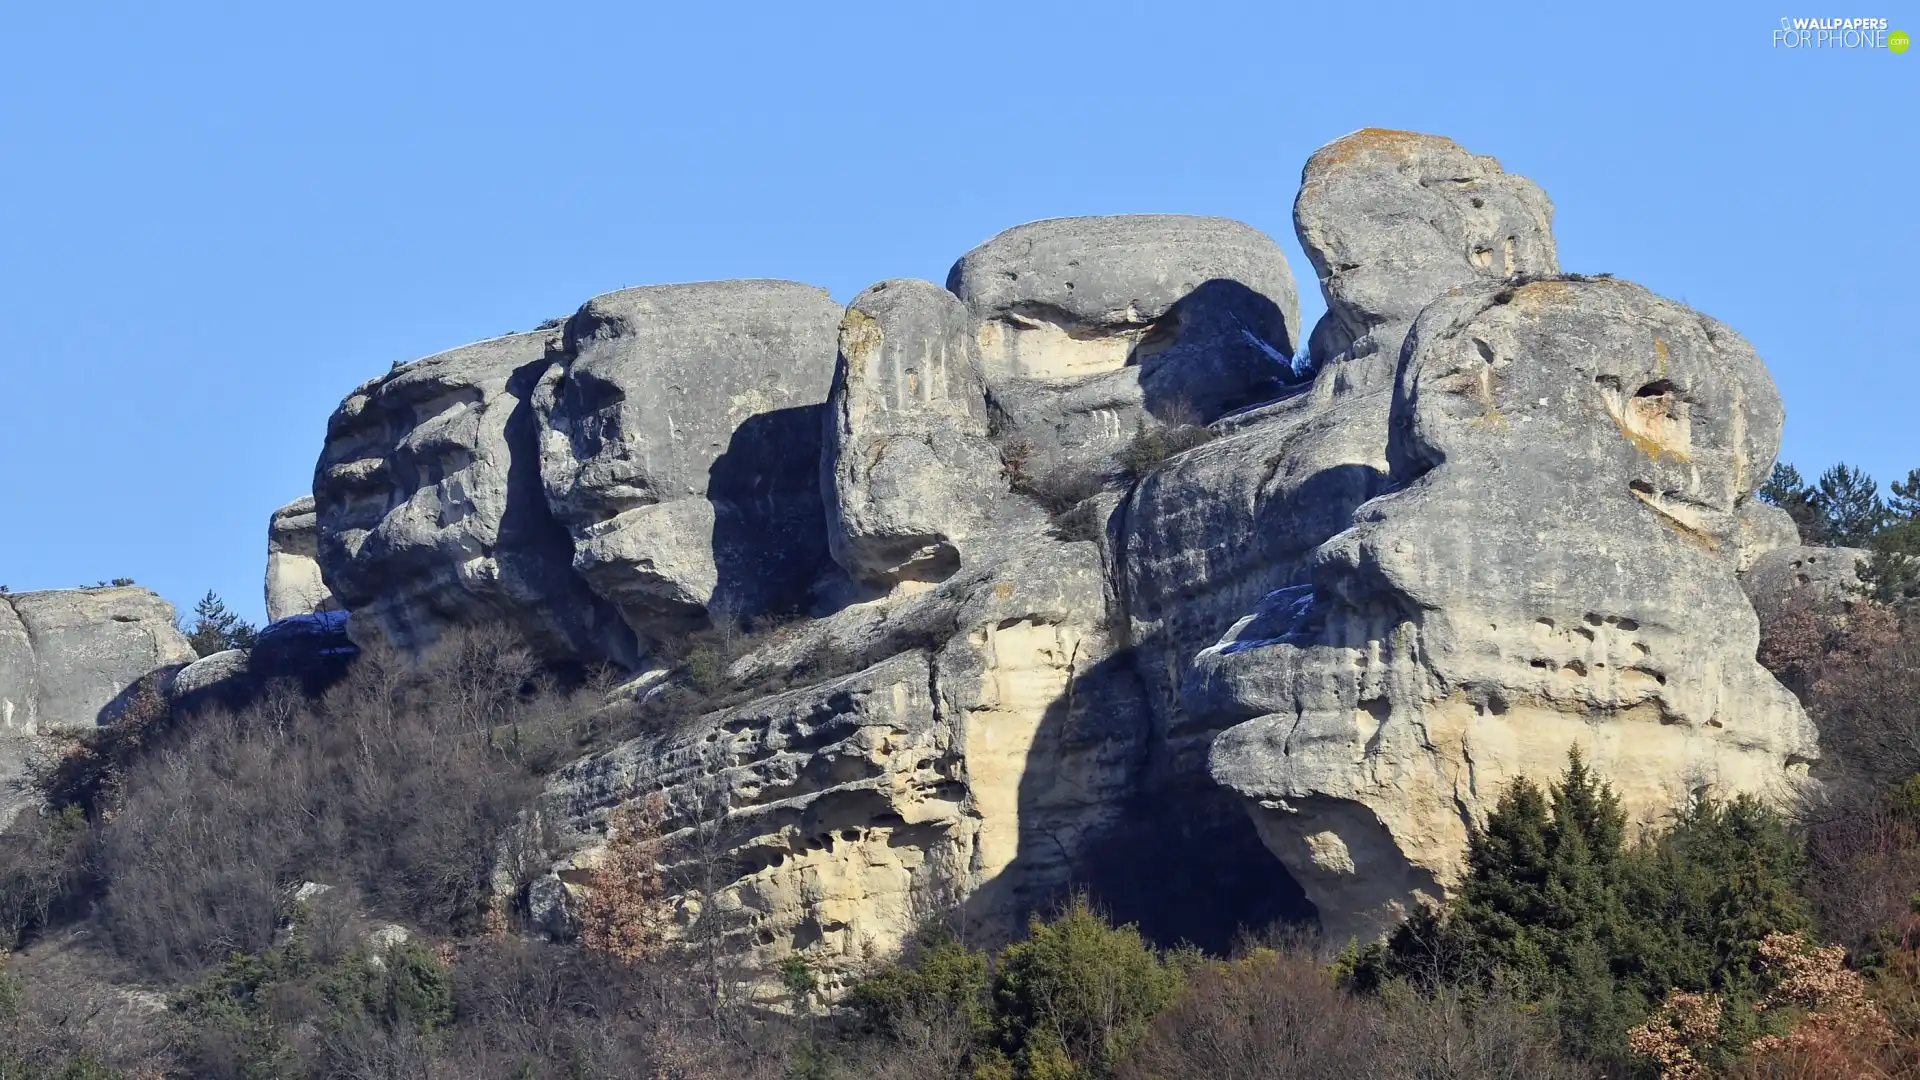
[1759,462,1828,545]
[184,590,258,658]
[1815,463,1886,547]
[1889,468,1920,521]
[1364,751,1810,1071]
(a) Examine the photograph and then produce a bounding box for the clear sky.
[1,2,1913,624]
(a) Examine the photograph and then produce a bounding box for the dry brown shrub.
[1627,990,1723,1080]
[576,794,671,963]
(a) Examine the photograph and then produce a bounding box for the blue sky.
[1,2,1913,624]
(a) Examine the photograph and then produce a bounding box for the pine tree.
[1889,468,1920,522]
[1816,463,1886,547]
[1759,462,1828,545]
[185,590,258,658]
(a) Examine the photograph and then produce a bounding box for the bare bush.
[91,625,602,980]
[1120,946,1589,1080]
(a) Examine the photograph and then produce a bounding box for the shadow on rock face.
[961,647,1314,953]
[1138,278,1306,423]
[707,403,838,621]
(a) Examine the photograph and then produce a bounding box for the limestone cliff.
[277,135,1829,981]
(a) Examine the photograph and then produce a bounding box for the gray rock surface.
[0,588,194,822]
[536,280,843,638]
[3,588,195,730]
[1115,129,1559,768]
[314,330,636,666]
[169,648,251,700]
[950,216,1303,476]
[1744,545,1867,620]
[1736,501,1803,573]
[1199,277,1815,939]
[265,496,339,621]
[527,528,1156,991]
[823,280,1002,587]
[1293,129,1558,387]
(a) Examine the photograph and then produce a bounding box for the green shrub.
[1351,751,1810,1073]
[991,896,1185,1078]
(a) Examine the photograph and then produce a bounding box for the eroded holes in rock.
[1530,658,1552,670]
[1471,196,1486,209]
[1630,479,1656,497]
[1707,719,1724,728]
[1632,641,1651,657]
[1561,661,1587,677]
[840,828,860,842]
[1471,248,1494,270]
[1535,617,1555,633]
[1574,626,1596,642]
[1473,338,1497,364]
[1616,617,1640,631]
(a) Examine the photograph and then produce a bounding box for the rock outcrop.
[0,588,195,821]
[313,330,637,667]
[1198,277,1816,939]
[265,496,339,621]
[1293,128,1558,391]
[823,280,1001,588]
[951,215,1303,475]
[292,130,1818,981]
[1744,545,1867,620]
[536,280,843,640]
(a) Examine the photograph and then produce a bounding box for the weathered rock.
[2,588,194,731]
[1736,500,1803,573]
[950,215,1300,392]
[530,530,1155,992]
[168,647,252,702]
[314,331,636,666]
[1744,545,1867,620]
[949,216,1302,475]
[1293,128,1558,387]
[1199,278,1815,939]
[1117,131,1557,764]
[0,588,194,822]
[265,496,339,621]
[535,281,843,637]
[823,280,1002,587]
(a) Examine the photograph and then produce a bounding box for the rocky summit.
[3,129,1834,989]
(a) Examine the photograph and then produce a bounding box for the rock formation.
[1198,276,1817,938]
[264,496,339,621]
[0,588,195,822]
[1743,544,1868,621]
[312,329,637,667]
[534,280,843,642]
[288,132,1822,980]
